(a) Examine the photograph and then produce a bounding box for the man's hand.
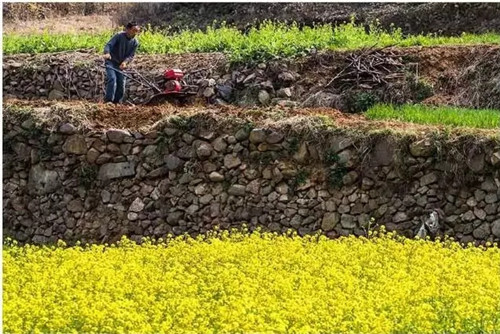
[103,53,111,60]
[119,62,127,70]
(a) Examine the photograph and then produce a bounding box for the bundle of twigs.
[326,48,406,90]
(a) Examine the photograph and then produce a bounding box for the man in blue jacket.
[103,22,140,104]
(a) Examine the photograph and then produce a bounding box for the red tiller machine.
[101,62,198,106]
[144,68,198,106]
[163,69,184,92]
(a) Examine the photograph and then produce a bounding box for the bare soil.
[3,14,116,35]
[286,45,500,110]
[4,98,498,139]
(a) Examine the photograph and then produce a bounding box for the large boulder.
[258,90,271,105]
[249,129,266,144]
[48,89,65,100]
[467,153,485,173]
[371,138,395,166]
[98,162,136,180]
[492,220,500,238]
[107,129,132,144]
[491,151,500,166]
[301,91,343,109]
[409,139,435,157]
[62,135,87,155]
[321,212,340,231]
[420,172,438,187]
[194,141,213,159]
[28,164,61,194]
[164,155,184,171]
[224,155,241,169]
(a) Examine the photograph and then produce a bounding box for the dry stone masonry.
[8,47,499,110]
[3,107,500,245]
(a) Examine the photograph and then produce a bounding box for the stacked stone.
[3,115,500,245]
[3,53,343,108]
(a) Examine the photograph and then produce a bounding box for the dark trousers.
[105,61,126,103]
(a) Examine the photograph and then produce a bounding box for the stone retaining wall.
[2,52,228,104]
[3,109,500,245]
[3,48,471,110]
[2,51,313,106]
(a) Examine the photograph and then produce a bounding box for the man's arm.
[104,33,119,56]
[123,40,139,65]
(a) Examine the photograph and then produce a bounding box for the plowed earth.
[4,99,498,138]
[4,44,500,138]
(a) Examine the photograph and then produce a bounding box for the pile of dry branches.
[326,49,406,90]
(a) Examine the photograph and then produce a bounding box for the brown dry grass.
[4,98,499,140]
[3,14,116,35]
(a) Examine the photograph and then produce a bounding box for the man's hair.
[126,22,139,29]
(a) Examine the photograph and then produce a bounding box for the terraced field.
[3,9,500,334]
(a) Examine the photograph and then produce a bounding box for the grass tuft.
[365,103,500,129]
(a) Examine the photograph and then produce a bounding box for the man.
[103,22,140,104]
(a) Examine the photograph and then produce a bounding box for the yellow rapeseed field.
[3,228,500,334]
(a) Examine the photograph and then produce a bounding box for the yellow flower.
[3,230,500,333]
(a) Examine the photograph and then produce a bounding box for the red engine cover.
[164,69,184,80]
[164,80,182,93]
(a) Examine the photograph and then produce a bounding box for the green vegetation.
[77,164,98,189]
[4,21,500,63]
[168,115,195,131]
[365,104,500,129]
[349,91,379,113]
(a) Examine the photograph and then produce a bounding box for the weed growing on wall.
[78,164,98,189]
[287,137,299,154]
[324,148,348,188]
[290,168,310,191]
[168,115,195,131]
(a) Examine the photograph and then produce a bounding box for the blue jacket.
[104,31,139,65]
